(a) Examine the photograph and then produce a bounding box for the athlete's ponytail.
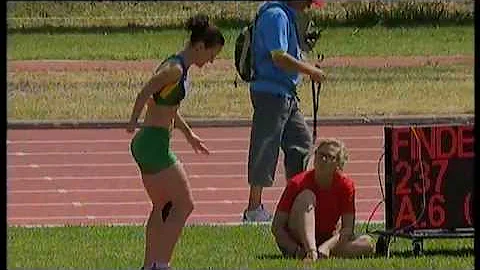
[186,14,225,48]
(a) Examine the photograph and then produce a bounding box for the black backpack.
[234,3,290,83]
[234,3,322,83]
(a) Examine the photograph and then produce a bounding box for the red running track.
[7,126,386,226]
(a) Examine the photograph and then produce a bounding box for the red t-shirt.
[276,169,355,234]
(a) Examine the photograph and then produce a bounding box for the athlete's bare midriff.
[142,98,179,131]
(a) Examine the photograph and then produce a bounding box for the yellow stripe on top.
[270,50,287,58]
[159,82,177,98]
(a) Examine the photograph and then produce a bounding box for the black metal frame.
[371,125,474,257]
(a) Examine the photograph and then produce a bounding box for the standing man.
[243,0,327,222]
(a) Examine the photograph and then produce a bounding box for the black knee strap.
[162,201,173,222]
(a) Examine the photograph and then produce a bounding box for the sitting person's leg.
[285,189,318,258]
[329,234,375,258]
[315,233,339,258]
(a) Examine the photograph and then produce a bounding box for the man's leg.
[281,99,313,180]
[245,91,290,221]
[247,186,263,212]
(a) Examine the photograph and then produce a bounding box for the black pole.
[311,53,324,144]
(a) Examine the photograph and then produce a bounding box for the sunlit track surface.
[7,126,386,226]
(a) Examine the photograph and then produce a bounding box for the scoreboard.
[384,125,474,231]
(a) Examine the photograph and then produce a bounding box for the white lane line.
[7,185,383,194]
[7,139,128,144]
[7,211,384,222]
[8,198,382,207]
[7,215,154,221]
[6,136,383,144]
[11,219,384,228]
[7,172,383,181]
[7,214,242,221]
[9,188,145,194]
[7,148,382,156]
[7,162,236,168]
[8,159,382,168]
[9,175,141,181]
[9,202,150,207]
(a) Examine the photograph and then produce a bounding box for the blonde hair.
[314,137,349,170]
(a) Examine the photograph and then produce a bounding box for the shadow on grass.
[255,253,286,260]
[256,248,474,260]
[390,247,474,258]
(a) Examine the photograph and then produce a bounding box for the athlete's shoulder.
[335,171,355,189]
[290,169,314,185]
[154,59,183,81]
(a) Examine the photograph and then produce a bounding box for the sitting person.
[271,138,375,260]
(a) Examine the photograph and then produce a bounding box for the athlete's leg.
[141,163,194,268]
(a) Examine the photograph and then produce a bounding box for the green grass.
[7,26,474,60]
[6,1,259,30]
[7,1,473,30]
[7,65,473,121]
[7,224,474,269]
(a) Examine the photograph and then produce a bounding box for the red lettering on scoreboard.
[459,126,474,158]
[393,128,409,162]
[416,128,436,159]
[390,125,474,230]
[395,196,417,228]
[435,127,457,159]
[392,126,474,161]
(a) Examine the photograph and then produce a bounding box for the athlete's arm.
[339,181,356,243]
[127,64,182,131]
[175,111,209,155]
[174,111,193,137]
[339,213,355,243]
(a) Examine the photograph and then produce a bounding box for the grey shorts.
[248,91,313,187]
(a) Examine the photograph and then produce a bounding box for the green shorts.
[130,126,177,174]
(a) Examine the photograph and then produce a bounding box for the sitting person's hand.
[303,249,318,262]
[317,248,329,259]
[294,246,305,259]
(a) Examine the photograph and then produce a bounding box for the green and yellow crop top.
[152,54,189,106]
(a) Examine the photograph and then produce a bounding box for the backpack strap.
[253,2,301,52]
[251,2,302,78]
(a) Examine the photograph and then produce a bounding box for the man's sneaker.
[242,204,272,222]
[142,263,171,270]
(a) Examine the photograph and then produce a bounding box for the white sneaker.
[242,204,272,223]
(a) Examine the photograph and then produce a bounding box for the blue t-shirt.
[250,1,302,98]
